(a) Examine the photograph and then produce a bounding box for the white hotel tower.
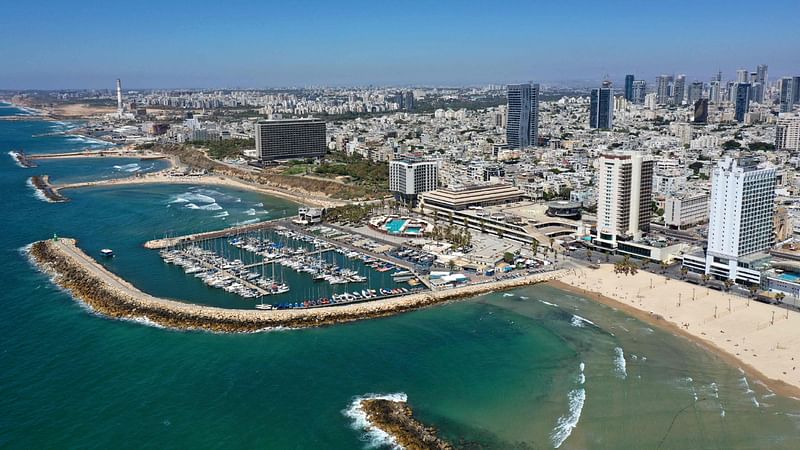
[594,152,654,250]
[703,157,776,283]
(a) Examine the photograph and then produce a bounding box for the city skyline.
[1,0,799,89]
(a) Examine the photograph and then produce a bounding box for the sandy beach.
[53,170,344,208]
[555,264,800,397]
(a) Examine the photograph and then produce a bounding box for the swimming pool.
[779,272,800,282]
[384,218,408,234]
[405,226,422,234]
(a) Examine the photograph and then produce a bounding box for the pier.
[28,237,564,332]
[144,219,285,249]
[29,175,68,202]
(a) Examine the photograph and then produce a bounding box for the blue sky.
[1,0,798,89]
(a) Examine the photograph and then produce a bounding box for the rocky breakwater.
[29,175,68,202]
[28,238,563,332]
[361,397,454,450]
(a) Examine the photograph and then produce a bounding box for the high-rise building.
[403,90,415,111]
[672,74,686,105]
[589,81,614,129]
[776,114,800,151]
[734,83,751,122]
[794,76,800,104]
[703,157,776,283]
[709,80,721,104]
[687,81,704,105]
[656,75,671,105]
[505,83,539,149]
[389,159,439,205]
[624,75,635,101]
[736,69,749,83]
[594,152,654,249]
[632,80,647,104]
[694,99,709,123]
[753,64,768,103]
[779,77,795,113]
[255,118,327,161]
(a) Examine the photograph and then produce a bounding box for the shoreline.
[52,171,341,208]
[552,266,800,398]
[28,238,562,333]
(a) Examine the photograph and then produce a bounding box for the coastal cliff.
[29,238,562,333]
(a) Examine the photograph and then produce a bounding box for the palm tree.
[448,259,457,271]
[680,267,688,279]
[448,211,454,226]
[748,284,759,298]
[701,274,711,285]
[776,292,786,305]
[723,279,734,292]
[660,261,669,274]
[531,240,539,256]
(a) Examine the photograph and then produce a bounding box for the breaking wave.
[343,393,408,449]
[614,347,627,379]
[550,363,586,448]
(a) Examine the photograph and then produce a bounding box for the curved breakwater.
[28,238,563,333]
[29,175,68,202]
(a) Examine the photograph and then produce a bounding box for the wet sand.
[554,265,800,398]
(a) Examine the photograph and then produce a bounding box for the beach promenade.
[29,238,563,333]
[555,264,800,396]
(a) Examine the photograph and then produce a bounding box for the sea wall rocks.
[361,398,454,450]
[29,175,68,202]
[29,238,562,332]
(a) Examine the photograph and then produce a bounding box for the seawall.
[28,238,563,333]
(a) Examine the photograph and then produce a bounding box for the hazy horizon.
[2,0,798,90]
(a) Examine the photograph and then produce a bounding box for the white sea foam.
[614,347,627,379]
[245,208,257,216]
[571,314,596,328]
[549,363,586,448]
[254,202,264,207]
[113,163,141,172]
[234,218,260,226]
[213,211,230,218]
[739,376,761,407]
[8,151,26,168]
[27,178,54,203]
[538,299,558,307]
[184,202,223,211]
[343,393,408,449]
[502,293,514,297]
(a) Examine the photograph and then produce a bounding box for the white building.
[389,159,439,205]
[594,152,654,249]
[664,192,709,229]
[684,157,776,284]
[776,114,800,151]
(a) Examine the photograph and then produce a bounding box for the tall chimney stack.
[116,79,123,115]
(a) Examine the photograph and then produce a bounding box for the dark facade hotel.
[255,118,326,161]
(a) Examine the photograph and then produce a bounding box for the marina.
[153,224,429,309]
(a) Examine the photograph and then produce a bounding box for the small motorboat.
[100,249,114,257]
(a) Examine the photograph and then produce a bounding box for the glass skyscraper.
[590,81,614,129]
[506,83,539,149]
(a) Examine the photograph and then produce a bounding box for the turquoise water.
[778,272,800,282]
[385,218,407,234]
[2,103,800,449]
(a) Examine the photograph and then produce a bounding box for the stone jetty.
[360,398,454,450]
[28,238,563,333]
[29,175,68,202]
